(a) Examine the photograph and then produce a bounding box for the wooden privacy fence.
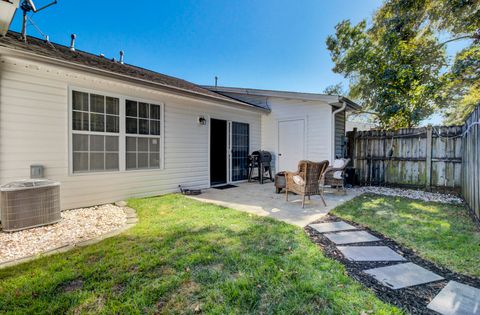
[347,126,463,193]
[462,104,480,219]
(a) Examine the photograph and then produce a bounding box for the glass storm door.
[229,122,250,182]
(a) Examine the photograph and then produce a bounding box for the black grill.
[248,151,273,184]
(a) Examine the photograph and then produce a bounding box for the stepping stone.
[337,246,407,261]
[309,221,356,233]
[364,262,443,290]
[427,281,480,315]
[324,231,380,244]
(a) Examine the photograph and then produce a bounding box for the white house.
[0,31,360,210]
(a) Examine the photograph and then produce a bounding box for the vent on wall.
[1,179,61,232]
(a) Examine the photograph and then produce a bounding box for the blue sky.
[10,0,382,93]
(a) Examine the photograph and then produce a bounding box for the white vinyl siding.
[261,97,333,173]
[0,56,262,210]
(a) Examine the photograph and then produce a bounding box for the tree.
[323,83,345,95]
[326,0,480,128]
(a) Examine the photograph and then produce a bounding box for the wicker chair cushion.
[293,175,305,185]
[333,171,343,179]
[332,159,346,168]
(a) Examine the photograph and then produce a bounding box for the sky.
[9,0,382,93]
[8,0,469,125]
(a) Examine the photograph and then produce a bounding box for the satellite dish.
[0,0,20,36]
[20,0,57,41]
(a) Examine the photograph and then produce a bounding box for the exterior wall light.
[198,116,207,126]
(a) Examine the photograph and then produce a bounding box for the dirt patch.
[305,215,480,314]
[58,279,84,293]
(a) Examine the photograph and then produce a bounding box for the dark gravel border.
[305,215,480,315]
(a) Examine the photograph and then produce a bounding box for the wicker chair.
[285,160,330,208]
[323,158,350,191]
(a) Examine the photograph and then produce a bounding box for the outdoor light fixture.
[198,116,207,126]
[0,0,20,36]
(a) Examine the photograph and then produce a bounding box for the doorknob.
[278,153,282,156]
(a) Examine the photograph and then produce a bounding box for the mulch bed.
[305,215,480,315]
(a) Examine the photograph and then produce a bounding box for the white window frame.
[68,86,165,175]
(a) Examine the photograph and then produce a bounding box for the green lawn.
[0,194,399,314]
[332,194,480,278]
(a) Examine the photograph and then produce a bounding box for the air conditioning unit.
[0,0,20,36]
[1,179,61,232]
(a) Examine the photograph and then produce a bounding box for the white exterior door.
[278,119,305,172]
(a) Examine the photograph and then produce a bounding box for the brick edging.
[0,206,138,269]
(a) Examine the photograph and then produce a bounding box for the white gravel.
[0,204,127,264]
[352,186,463,204]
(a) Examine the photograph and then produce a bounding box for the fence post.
[426,125,433,190]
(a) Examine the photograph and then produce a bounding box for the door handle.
[278,153,282,156]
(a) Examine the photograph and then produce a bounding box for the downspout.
[331,100,347,161]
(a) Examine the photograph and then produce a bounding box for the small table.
[275,172,286,193]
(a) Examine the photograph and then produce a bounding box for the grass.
[332,193,480,278]
[0,195,400,314]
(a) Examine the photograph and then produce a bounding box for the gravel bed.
[305,215,480,314]
[351,186,463,204]
[0,204,127,264]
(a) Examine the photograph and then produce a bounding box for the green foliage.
[327,0,480,128]
[333,194,480,277]
[0,195,400,314]
[323,82,345,95]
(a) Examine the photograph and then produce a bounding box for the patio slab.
[309,221,357,233]
[324,231,380,244]
[364,262,444,289]
[188,182,360,227]
[337,246,406,261]
[427,281,480,315]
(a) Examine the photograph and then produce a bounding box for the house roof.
[0,31,269,112]
[202,85,362,111]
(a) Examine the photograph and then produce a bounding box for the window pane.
[105,136,119,152]
[139,119,149,134]
[73,91,88,111]
[106,97,119,115]
[90,135,105,151]
[126,137,137,151]
[90,113,105,132]
[105,153,119,170]
[126,153,137,169]
[150,104,160,120]
[72,111,89,131]
[106,115,119,133]
[90,152,105,171]
[150,120,160,135]
[73,152,88,172]
[73,134,88,151]
[138,153,148,168]
[138,137,148,152]
[126,118,137,134]
[139,102,149,118]
[90,94,105,113]
[150,138,160,152]
[126,100,137,117]
[150,153,160,168]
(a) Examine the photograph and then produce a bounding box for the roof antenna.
[20,0,58,42]
[214,76,218,88]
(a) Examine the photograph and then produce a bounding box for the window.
[125,100,161,170]
[70,90,163,173]
[72,91,120,173]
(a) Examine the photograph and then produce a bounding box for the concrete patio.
[188,182,360,227]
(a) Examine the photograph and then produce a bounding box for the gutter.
[331,101,347,161]
[0,46,269,113]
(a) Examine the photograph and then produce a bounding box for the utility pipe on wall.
[331,101,347,161]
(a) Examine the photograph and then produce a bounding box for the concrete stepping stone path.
[364,262,444,289]
[427,281,480,315]
[324,231,380,244]
[337,246,407,261]
[309,221,357,233]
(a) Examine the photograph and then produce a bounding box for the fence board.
[348,125,463,192]
[462,104,480,219]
